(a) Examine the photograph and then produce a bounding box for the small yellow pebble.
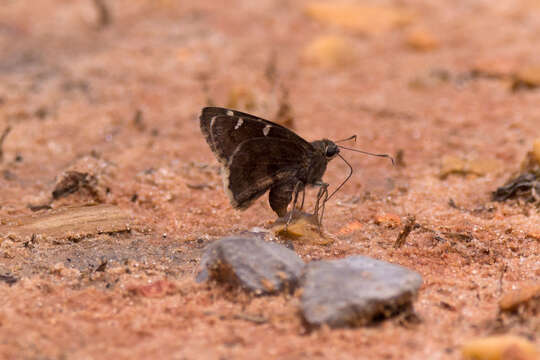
[302,35,355,68]
[515,66,540,87]
[440,156,500,178]
[532,138,540,165]
[305,3,413,35]
[406,28,439,51]
[226,85,256,111]
[462,335,539,360]
[499,283,540,311]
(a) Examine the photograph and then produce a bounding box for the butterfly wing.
[223,137,311,210]
[200,107,313,165]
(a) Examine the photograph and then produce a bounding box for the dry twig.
[0,125,12,163]
[394,215,417,248]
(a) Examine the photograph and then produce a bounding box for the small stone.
[513,65,540,90]
[226,85,256,111]
[337,220,363,235]
[499,282,540,312]
[375,213,402,228]
[461,158,500,176]
[533,138,540,165]
[196,236,305,295]
[462,335,539,360]
[304,3,413,35]
[302,35,356,68]
[409,68,451,90]
[472,58,517,78]
[176,47,193,62]
[128,279,178,298]
[440,156,500,179]
[49,262,81,278]
[440,156,467,178]
[406,28,438,51]
[300,256,422,327]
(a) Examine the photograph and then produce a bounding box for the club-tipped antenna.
[326,148,395,202]
[327,153,353,201]
[334,135,357,143]
[338,145,395,166]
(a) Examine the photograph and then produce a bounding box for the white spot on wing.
[234,118,244,130]
[221,165,239,208]
[226,110,234,116]
[263,125,271,136]
[210,115,217,128]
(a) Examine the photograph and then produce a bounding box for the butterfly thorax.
[307,139,339,185]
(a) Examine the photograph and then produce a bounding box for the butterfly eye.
[325,145,339,158]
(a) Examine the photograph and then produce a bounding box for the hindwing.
[223,137,311,209]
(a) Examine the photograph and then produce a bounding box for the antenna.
[326,147,394,202]
[327,154,353,201]
[337,146,395,166]
[334,135,357,143]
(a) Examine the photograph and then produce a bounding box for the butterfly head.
[312,139,340,161]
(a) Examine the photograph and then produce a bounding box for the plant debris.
[0,204,132,243]
[493,147,540,203]
[493,173,540,202]
[0,273,18,286]
[52,171,99,200]
[394,215,417,248]
[92,0,112,29]
[274,87,295,129]
[0,125,12,163]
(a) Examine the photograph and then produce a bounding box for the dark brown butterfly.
[199,107,392,225]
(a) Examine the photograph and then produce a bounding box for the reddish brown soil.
[0,1,538,359]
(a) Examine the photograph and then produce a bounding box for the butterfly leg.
[299,187,306,211]
[317,186,329,228]
[313,181,329,228]
[285,181,304,230]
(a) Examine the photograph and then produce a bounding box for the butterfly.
[199,107,392,226]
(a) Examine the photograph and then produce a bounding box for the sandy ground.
[0,1,538,359]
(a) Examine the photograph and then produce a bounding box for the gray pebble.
[196,236,305,295]
[301,256,423,327]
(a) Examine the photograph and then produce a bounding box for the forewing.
[224,137,310,209]
[200,107,313,164]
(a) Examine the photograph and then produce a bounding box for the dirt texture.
[0,1,539,359]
